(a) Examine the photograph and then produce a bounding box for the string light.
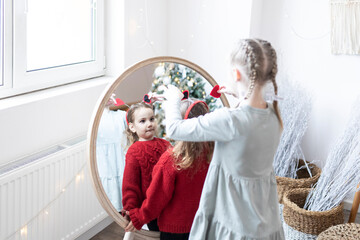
[134,0,207,55]
[284,1,330,40]
[5,163,87,240]
[20,226,27,236]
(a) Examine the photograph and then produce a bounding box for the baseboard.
[75,216,114,240]
[344,198,360,212]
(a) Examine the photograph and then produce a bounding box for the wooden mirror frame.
[87,56,230,239]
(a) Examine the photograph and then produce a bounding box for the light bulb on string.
[6,163,88,240]
[20,226,27,237]
[76,174,81,183]
[283,1,329,41]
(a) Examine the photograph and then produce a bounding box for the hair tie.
[184,101,209,119]
[265,92,283,102]
[182,90,189,100]
[125,110,129,125]
[210,85,221,98]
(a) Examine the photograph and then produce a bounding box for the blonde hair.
[231,38,283,128]
[125,102,154,149]
[172,99,214,170]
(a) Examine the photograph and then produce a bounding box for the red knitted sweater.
[129,148,209,233]
[122,137,170,211]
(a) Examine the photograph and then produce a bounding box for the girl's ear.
[233,68,242,82]
[129,123,136,133]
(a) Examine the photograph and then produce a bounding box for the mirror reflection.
[95,61,225,235]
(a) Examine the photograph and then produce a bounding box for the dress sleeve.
[122,147,142,211]
[165,100,236,142]
[129,153,175,230]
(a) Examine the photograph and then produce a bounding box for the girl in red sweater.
[125,99,213,240]
[121,102,170,231]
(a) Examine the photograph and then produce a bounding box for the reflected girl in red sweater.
[122,102,170,231]
[125,99,213,240]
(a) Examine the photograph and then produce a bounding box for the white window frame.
[1,0,12,91]
[0,0,105,98]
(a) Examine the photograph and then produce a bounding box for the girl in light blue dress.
[163,39,285,239]
[96,97,127,212]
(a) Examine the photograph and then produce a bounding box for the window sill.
[0,75,116,111]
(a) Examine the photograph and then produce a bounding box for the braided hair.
[230,39,283,128]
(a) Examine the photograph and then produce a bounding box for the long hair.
[230,38,283,128]
[172,99,214,170]
[124,102,154,149]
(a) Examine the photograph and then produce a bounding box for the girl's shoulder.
[154,148,177,172]
[153,137,170,146]
[158,148,175,164]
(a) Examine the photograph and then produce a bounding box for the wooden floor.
[91,222,125,240]
[91,209,360,240]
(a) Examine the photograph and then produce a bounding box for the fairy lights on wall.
[130,0,207,55]
[5,164,87,240]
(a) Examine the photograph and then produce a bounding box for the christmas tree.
[151,62,221,138]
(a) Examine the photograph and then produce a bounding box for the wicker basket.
[276,160,321,204]
[283,188,344,235]
[317,223,360,240]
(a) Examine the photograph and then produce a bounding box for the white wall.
[256,0,360,167]
[167,0,253,106]
[124,0,168,67]
[0,78,111,165]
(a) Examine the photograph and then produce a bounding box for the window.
[0,0,4,87]
[1,0,104,98]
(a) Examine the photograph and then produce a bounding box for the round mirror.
[88,56,229,239]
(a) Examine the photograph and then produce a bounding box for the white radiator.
[0,137,107,240]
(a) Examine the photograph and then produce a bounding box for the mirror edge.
[87,56,230,238]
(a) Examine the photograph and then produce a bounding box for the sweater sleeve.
[122,147,142,211]
[165,99,236,142]
[129,152,175,230]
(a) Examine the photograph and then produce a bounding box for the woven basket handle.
[348,183,360,223]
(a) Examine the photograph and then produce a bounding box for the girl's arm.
[122,150,142,211]
[129,154,175,230]
[165,100,236,142]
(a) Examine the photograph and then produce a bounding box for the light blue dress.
[96,108,127,212]
[165,102,285,240]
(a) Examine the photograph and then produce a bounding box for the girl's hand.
[106,93,117,106]
[125,221,136,232]
[148,92,165,102]
[163,85,184,102]
[217,85,239,98]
